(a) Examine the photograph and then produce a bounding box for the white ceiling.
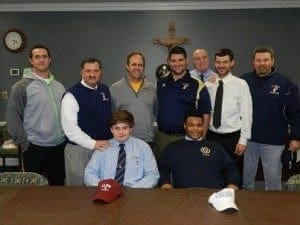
[0,0,299,11]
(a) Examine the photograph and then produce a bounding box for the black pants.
[23,142,66,186]
[206,130,243,188]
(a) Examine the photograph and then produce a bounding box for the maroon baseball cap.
[93,179,122,203]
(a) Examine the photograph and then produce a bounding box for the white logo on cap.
[101,183,111,191]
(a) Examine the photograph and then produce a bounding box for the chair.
[0,125,23,171]
[285,174,300,191]
[0,172,49,186]
[0,140,23,172]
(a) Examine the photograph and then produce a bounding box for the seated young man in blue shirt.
[84,110,159,187]
[158,111,240,189]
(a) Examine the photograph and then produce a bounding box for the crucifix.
[153,21,191,50]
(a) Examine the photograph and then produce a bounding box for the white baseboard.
[0,157,19,166]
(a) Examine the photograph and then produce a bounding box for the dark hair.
[215,48,234,61]
[168,46,187,60]
[183,111,204,123]
[29,45,50,59]
[110,110,134,128]
[81,58,102,70]
[252,47,275,59]
[127,52,145,66]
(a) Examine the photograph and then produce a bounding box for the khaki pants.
[64,143,93,186]
[154,130,183,159]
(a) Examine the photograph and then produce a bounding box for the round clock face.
[3,29,26,53]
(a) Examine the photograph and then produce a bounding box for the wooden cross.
[153,21,191,50]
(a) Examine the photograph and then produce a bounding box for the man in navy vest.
[61,58,112,186]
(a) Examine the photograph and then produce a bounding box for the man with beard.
[155,46,211,159]
[206,48,252,188]
[190,48,217,83]
[241,47,300,190]
[110,52,156,150]
[61,58,112,186]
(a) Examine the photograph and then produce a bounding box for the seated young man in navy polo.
[158,111,240,189]
[84,110,159,187]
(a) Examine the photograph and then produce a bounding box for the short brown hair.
[126,52,145,66]
[110,110,134,128]
[81,58,102,70]
[29,45,50,59]
[215,48,234,61]
[168,46,187,60]
[252,47,274,59]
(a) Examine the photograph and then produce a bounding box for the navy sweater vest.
[68,82,112,140]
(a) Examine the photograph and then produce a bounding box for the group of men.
[6,44,300,191]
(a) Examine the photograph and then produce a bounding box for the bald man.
[190,48,217,82]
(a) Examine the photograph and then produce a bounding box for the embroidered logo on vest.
[200,147,211,157]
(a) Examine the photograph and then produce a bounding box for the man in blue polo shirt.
[155,46,211,158]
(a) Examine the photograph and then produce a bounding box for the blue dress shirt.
[84,136,159,187]
[190,68,216,82]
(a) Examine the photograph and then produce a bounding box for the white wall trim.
[0,1,299,12]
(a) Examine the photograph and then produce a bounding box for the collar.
[81,79,98,90]
[114,136,132,147]
[168,69,191,82]
[185,135,203,141]
[216,72,233,84]
[195,68,209,76]
[254,68,276,80]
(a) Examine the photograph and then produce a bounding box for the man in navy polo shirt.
[155,46,211,159]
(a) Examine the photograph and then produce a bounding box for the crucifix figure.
[153,21,191,50]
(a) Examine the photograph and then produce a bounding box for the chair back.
[0,172,48,186]
[286,174,300,191]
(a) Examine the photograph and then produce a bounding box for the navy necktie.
[213,80,223,129]
[115,143,126,184]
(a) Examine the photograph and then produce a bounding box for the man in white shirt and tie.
[206,48,253,188]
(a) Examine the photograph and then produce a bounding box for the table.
[0,186,299,225]
[0,187,24,207]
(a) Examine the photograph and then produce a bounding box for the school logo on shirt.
[270,84,280,95]
[161,83,166,88]
[200,147,211,157]
[131,156,140,167]
[182,83,189,90]
[100,92,110,101]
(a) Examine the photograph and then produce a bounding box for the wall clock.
[3,28,26,53]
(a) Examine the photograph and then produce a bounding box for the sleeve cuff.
[238,137,247,146]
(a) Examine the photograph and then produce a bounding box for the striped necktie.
[115,143,126,184]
